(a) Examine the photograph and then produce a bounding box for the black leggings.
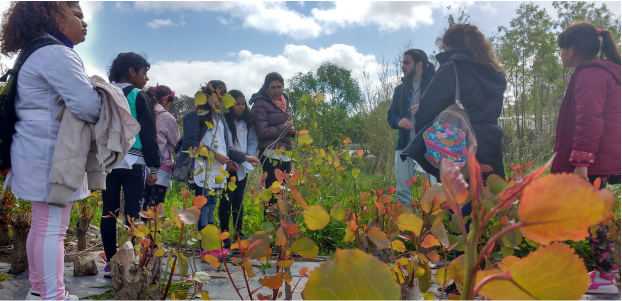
[219,171,248,236]
[100,165,144,262]
[142,184,168,212]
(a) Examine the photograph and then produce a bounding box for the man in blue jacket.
[387,49,436,209]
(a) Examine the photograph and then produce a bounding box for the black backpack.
[0,37,64,171]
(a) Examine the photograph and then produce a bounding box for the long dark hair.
[403,49,435,80]
[145,84,175,108]
[107,52,151,83]
[197,80,227,125]
[224,89,254,147]
[0,1,78,55]
[443,24,503,73]
[261,72,284,93]
[557,21,621,65]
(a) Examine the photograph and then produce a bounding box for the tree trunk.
[110,241,163,300]
[73,256,99,276]
[9,214,30,274]
[0,194,11,246]
[76,213,93,251]
[400,280,423,300]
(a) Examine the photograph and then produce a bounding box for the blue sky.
[2,1,620,97]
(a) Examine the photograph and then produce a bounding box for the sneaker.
[586,270,619,295]
[612,264,620,280]
[63,291,79,300]
[223,238,232,249]
[201,248,231,262]
[26,288,41,300]
[103,264,111,278]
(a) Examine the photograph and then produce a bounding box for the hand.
[289,126,296,134]
[398,118,413,130]
[147,173,158,186]
[411,104,419,115]
[215,152,229,165]
[227,161,240,172]
[245,155,260,166]
[574,166,589,182]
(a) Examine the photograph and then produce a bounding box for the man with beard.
[387,49,436,210]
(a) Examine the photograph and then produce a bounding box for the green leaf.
[396,213,423,235]
[303,205,330,230]
[193,271,211,283]
[351,168,360,179]
[301,249,400,300]
[298,134,313,145]
[195,91,207,106]
[197,109,209,116]
[486,174,508,195]
[200,224,221,252]
[176,251,189,277]
[330,203,346,221]
[214,175,224,184]
[261,189,273,201]
[291,237,319,259]
[222,93,235,108]
[260,221,275,232]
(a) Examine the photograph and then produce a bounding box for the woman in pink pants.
[0,2,101,300]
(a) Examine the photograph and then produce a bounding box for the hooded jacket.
[551,59,621,176]
[387,76,433,150]
[250,89,295,151]
[154,103,180,174]
[401,48,507,180]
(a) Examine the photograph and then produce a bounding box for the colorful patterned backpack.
[423,61,477,172]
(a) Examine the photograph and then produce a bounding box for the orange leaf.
[421,234,441,248]
[348,220,358,232]
[275,169,285,184]
[428,250,440,262]
[278,259,294,268]
[290,188,309,210]
[381,195,393,204]
[286,224,301,236]
[367,227,390,249]
[498,255,521,272]
[593,177,601,189]
[519,174,614,245]
[475,243,588,300]
[356,150,364,156]
[202,254,220,268]
[440,158,468,206]
[467,145,482,200]
[480,164,493,173]
[290,171,302,182]
[298,130,309,135]
[275,227,287,246]
[192,195,207,208]
[501,216,509,226]
[218,232,230,241]
[498,156,554,204]
[299,267,308,276]
[388,186,396,194]
[343,137,352,144]
[259,272,284,290]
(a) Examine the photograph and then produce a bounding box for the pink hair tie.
[597,29,603,36]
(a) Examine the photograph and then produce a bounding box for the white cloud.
[147,19,174,29]
[128,1,444,39]
[146,44,381,98]
[84,63,108,79]
[80,1,103,23]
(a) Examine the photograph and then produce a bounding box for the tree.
[429,6,470,67]
[169,94,195,126]
[286,62,364,148]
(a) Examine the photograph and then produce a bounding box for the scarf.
[269,93,287,113]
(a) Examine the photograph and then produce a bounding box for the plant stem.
[163,222,185,299]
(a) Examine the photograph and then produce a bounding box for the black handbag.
[172,120,208,182]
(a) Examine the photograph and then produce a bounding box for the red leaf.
[261,171,268,183]
[275,169,285,184]
[501,216,509,226]
[467,146,482,202]
[481,164,493,173]
[290,171,302,182]
[374,201,386,214]
[388,186,396,194]
[381,195,393,204]
[526,161,534,169]
[405,180,413,186]
[498,155,555,205]
[182,187,188,200]
[412,176,418,184]
[440,158,468,206]
[192,195,208,208]
[344,209,352,222]
[593,177,602,189]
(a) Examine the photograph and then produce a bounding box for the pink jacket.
[154,104,180,174]
[552,59,621,176]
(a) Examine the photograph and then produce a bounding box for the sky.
[1,1,620,98]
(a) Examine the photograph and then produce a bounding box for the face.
[233,97,246,118]
[267,80,284,99]
[62,3,87,45]
[559,47,574,68]
[129,67,149,89]
[402,54,415,77]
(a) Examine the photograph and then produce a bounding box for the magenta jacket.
[551,59,621,176]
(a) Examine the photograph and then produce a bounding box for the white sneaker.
[63,291,79,300]
[586,270,619,295]
[25,288,41,300]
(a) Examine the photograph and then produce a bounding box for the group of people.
[388,22,620,296]
[0,1,619,300]
[0,2,299,300]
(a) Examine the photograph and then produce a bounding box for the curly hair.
[443,24,503,73]
[0,1,77,56]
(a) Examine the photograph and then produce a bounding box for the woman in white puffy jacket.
[0,2,101,300]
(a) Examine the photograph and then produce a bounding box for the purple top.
[53,31,73,49]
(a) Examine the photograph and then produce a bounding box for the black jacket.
[401,48,507,180]
[387,76,433,150]
[181,110,246,164]
[122,86,160,172]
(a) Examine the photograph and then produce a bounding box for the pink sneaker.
[586,270,619,295]
[201,248,230,262]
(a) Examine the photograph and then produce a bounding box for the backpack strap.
[449,61,463,109]
[0,36,64,83]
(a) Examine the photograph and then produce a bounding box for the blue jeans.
[395,149,438,210]
[192,184,218,231]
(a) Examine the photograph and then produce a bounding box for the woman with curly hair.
[1,2,100,300]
